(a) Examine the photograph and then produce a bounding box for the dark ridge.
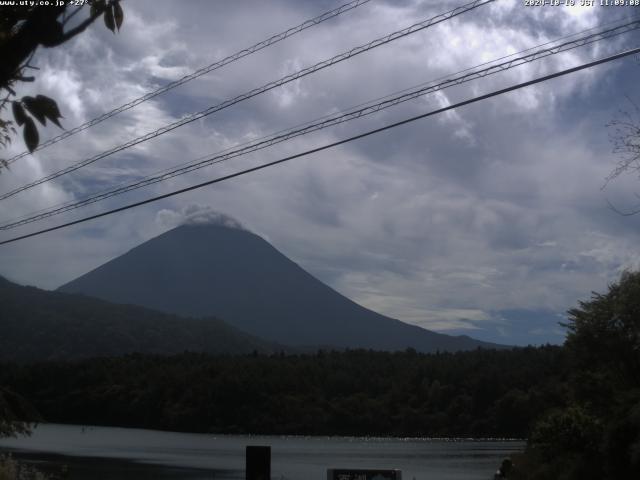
[0,277,281,362]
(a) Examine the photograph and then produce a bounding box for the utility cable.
[1,45,638,247]
[4,0,372,165]
[2,14,636,228]
[0,0,494,202]
[1,18,638,231]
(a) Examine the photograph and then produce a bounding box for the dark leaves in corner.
[90,0,106,18]
[12,102,28,126]
[113,1,124,31]
[14,95,63,152]
[35,95,63,128]
[104,3,116,33]
[101,1,124,33]
[23,117,39,153]
[22,96,46,125]
[22,95,63,128]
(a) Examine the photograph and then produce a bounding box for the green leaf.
[90,0,106,17]
[23,117,39,152]
[113,1,124,31]
[22,96,47,126]
[12,102,27,126]
[35,95,63,128]
[104,5,116,33]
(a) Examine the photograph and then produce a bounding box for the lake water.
[0,424,524,480]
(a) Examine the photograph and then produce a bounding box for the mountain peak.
[59,220,503,353]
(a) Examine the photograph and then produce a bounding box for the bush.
[0,455,49,480]
[530,405,603,458]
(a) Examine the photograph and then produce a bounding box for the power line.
[0,0,494,202]
[3,14,638,231]
[5,0,372,165]
[22,3,633,231]
[1,45,638,247]
[2,18,638,231]
[2,18,637,229]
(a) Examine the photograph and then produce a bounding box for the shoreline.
[17,422,528,442]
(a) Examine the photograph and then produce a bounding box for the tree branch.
[62,5,84,26]
[49,3,108,47]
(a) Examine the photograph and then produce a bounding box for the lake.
[0,424,524,480]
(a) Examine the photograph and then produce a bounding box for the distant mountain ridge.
[0,276,278,361]
[58,220,503,352]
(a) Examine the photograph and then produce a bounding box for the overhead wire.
[1,45,639,247]
[0,0,495,202]
[1,16,636,228]
[2,12,637,228]
[4,0,373,165]
[2,17,639,231]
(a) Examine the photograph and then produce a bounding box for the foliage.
[524,406,604,480]
[0,0,124,165]
[512,271,640,479]
[0,276,277,361]
[0,455,49,480]
[565,270,640,386]
[530,405,602,457]
[0,388,36,438]
[0,346,568,438]
[602,394,640,478]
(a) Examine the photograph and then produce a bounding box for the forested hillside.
[0,276,278,360]
[0,347,567,438]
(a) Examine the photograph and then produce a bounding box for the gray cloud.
[156,204,248,231]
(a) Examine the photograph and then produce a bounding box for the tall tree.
[518,271,640,479]
[565,270,640,387]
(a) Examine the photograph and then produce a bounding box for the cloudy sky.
[1,0,640,346]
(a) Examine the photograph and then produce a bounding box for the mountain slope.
[59,222,502,352]
[0,276,278,361]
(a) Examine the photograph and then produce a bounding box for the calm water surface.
[0,424,524,480]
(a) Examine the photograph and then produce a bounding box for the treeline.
[3,271,638,479]
[0,346,568,438]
